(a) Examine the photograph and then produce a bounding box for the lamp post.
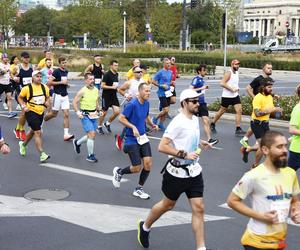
[123,11,127,53]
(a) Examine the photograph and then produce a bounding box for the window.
[278,22,281,26]
[279,10,282,14]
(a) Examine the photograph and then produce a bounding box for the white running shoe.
[133,187,150,200]
[112,167,122,188]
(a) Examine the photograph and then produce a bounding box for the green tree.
[0,0,18,40]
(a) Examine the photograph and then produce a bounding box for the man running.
[288,84,300,171]
[227,131,300,250]
[152,58,172,131]
[240,80,282,168]
[115,66,145,150]
[210,59,245,136]
[37,50,53,70]
[169,56,178,106]
[126,58,140,81]
[14,51,34,141]
[137,89,211,250]
[97,60,120,135]
[44,56,74,141]
[72,73,100,163]
[84,55,105,90]
[112,83,158,199]
[18,70,50,162]
[0,53,16,118]
[240,62,274,148]
[190,64,218,145]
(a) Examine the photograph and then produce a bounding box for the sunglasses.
[134,71,142,73]
[186,99,199,104]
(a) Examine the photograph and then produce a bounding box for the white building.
[243,0,300,37]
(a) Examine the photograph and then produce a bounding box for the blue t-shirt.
[122,98,149,145]
[191,76,205,104]
[52,68,68,96]
[41,67,53,84]
[153,69,172,97]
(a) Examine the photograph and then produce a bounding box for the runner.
[0,126,10,154]
[44,56,74,141]
[97,60,120,135]
[169,56,178,107]
[240,62,274,148]
[9,55,21,111]
[240,80,282,168]
[14,51,34,141]
[140,64,152,85]
[0,53,16,118]
[115,66,145,150]
[190,64,218,145]
[288,84,300,171]
[227,131,300,250]
[37,50,53,69]
[112,82,158,199]
[84,55,105,90]
[151,58,172,131]
[72,73,100,163]
[17,70,50,162]
[210,59,245,136]
[126,58,140,81]
[137,89,211,249]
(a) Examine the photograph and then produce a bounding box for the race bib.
[165,90,173,98]
[137,134,149,145]
[270,200,290,223]
[170,86,175,93]
[186,163,202,177]
[87,111,99,119]
[113,82,119,87]
[32,95,45,105]
[23,77,32,85]
[95,78,101,84]
[61,76,68,82]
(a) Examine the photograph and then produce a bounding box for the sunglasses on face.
[186,99,199,104]
[134,71,142,73]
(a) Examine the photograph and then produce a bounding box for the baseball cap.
[21,51,30,58]
[231,59,240,66]
[140,64,148,70]
[1,53,8,59]
[180,89,201,102]
[32,70,42,77]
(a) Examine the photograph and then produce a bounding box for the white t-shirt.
[163,112,201,178]
[0,62,10,85]
[222,69,239,98]
[128,78,144,97]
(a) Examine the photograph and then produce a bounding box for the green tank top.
[80,86,98,111]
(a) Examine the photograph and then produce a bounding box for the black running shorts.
[221,96,241,108]
[162,171,204,201]
[102,94,119,111]
[123,142,152,166]
[250,120,269,140]
[25,111,44,131]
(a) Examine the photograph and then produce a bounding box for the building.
[19,0,78,11]
[243,0,300,37]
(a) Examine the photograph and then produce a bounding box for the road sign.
[286,21,290,28]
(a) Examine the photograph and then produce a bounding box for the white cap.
[180,89,201,102]
[32,70,42,77]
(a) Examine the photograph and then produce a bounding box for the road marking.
[219,203,300,227]
[40,163,128,183]
[0,195,231,234]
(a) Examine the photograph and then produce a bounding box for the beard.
[271,153,288,168]
[263,89,272,95]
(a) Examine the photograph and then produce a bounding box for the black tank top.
[91,64,103,79]
[18,64,33,87]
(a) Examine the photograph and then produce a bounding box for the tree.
[0,0,18,40]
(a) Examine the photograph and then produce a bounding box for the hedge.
[208,95,299,121]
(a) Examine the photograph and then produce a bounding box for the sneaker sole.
[209,140,219,146]
[40,155,50,163]
[86,158,98,163]
[133,192,150,200]
[64,134,75,141]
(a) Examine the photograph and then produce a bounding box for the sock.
[19,125,24,130]
[143,223,150,232]
[98,125,102,128]
[64,128,69,136]
[120,166,132,175]
[138,169,150,186]
[197,247,206,250]
[87,138,94,156]
[16,123,20,130]
[77,135,88,145]
[242,136,248,141]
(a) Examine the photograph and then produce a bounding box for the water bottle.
[274,103,281,119]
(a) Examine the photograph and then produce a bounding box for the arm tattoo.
[254,108,266,117]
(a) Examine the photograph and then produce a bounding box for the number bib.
[186,163,202,177]
[23,77,32,85]
[95,78,101,84]
[165,90,172,97]
[270,200,290,223]
[32,95,45,105]
[137,134,149,145]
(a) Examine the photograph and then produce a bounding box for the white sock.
[64,128,69,136]
[197,247,206,250]
[142,223,150,232]
[77,135,88,145]
[87,138,94,155]
[242,136,248,141]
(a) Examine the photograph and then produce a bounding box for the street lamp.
[123,11,127,53]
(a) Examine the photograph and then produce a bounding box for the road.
[0,74,299,250]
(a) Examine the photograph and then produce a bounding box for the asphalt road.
[0,74,299,250]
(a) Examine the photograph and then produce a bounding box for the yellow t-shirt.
[10,64,19,78]
[20,83,50,115]
[142,73,152,85]
[251,93,274,121]
[126,68,134,80]
[232,164,300,249]
[38,58,53,69]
